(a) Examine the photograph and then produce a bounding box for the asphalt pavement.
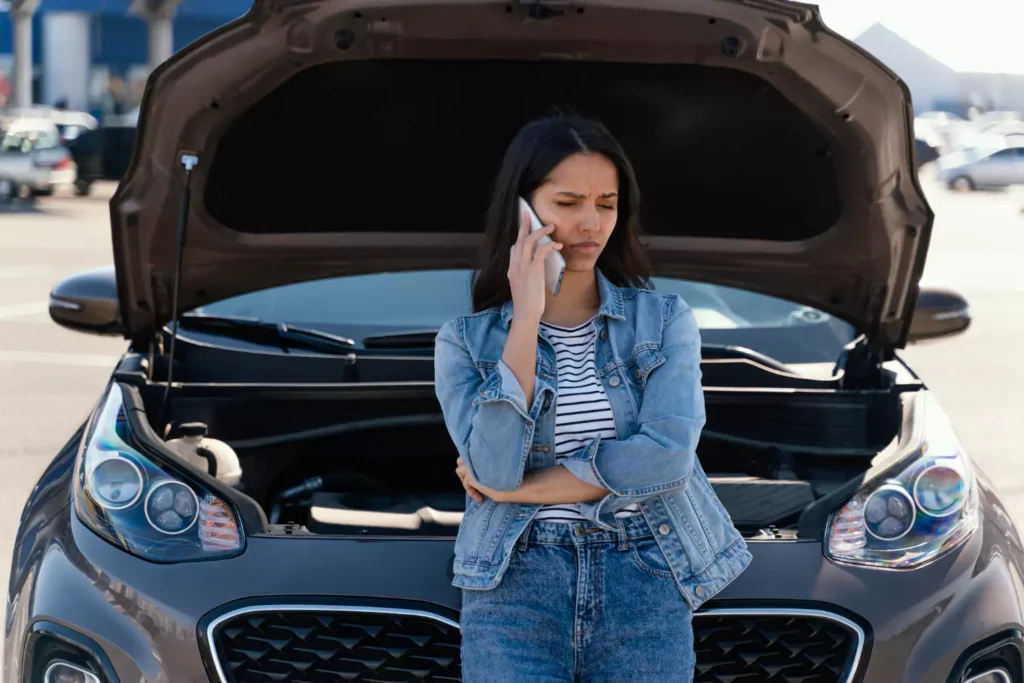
[0,176,1022,623]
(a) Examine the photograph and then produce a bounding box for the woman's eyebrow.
[553,191,619,199]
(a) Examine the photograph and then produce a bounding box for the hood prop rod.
[157,152,199,433]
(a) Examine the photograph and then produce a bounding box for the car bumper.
[0,168,50,190]
[6,495,1024,683]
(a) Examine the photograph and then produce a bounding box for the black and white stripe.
[535,318,639,522]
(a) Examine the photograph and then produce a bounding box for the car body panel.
[5,460,1023,682]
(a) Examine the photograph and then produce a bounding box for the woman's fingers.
[519,211,531,240]
[531,238,563,265]
[523,224,555,248]
[465,484,484,503]
[456,458,485,502]
[511,211,531,263]
[455,464,484,502]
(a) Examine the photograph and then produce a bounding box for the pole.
[10,0,40,107]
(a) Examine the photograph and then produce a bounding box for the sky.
[811,0,1024,74]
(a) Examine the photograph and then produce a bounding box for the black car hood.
[111,0,932,347]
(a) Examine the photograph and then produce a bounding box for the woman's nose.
[579,206,600,232]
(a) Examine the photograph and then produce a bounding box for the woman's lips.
[568,242,600,255]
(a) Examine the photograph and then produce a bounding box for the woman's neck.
[541,269,601,328]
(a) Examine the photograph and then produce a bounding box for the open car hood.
[112,0,932,348]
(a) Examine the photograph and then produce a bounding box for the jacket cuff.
[559,446,605,490]
[473,359,530,419]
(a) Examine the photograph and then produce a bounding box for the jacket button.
[600,329,608,340]
[694,585,706,598]
[634,368,643,380]
[658,524,671,535]
[608,376,621,388]
[542,395,551,410]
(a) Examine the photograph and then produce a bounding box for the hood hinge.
[837,335,895,390]
[151,271,174,322]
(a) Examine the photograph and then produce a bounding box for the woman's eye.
[555,201,577,207]
[599,205,616,211]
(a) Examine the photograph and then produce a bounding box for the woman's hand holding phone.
[507,211,562,323]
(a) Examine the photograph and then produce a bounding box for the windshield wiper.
[361,329,440,350]
[700,344,791,374]
[176,314,356,355]
[362,330,791,372]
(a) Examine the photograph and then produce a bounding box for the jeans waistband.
[517,514,654,550]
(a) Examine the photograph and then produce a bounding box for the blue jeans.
[459,515,695,682]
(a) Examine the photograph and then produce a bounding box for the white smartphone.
[518,196,565,296]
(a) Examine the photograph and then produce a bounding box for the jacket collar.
[499,269,626,329]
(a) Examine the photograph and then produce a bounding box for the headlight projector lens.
[144,481,199,534]
[864,484,916,541]
[88,456,144,510]
[914,464,967,517]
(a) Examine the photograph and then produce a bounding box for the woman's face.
[529,152,619,273]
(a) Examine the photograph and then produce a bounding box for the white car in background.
[936,144,1024,191]
[0,117,77,199]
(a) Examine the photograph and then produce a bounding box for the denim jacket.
[433,271,752,610]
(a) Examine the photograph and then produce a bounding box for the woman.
[434,114,752,682]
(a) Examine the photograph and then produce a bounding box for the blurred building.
[0,0,250,120]
[855,23,1024,114]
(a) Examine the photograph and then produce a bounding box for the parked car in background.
[914,138,940,168]
[914,110,966,152]
[65,125,136,196]
[0,106,98,142]
[0,117,77,198]
[937,145,1024,191]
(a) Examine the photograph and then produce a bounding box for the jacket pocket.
[625,345,666,391]
[623,346,667,412]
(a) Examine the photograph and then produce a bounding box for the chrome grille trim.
[205,604,864,683]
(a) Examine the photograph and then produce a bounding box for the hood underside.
[112,0,932,347]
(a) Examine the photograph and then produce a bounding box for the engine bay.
[143,384,896,540]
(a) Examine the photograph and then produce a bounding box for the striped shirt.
[534,318,640,522]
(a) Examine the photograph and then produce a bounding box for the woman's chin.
[563,257,601,273]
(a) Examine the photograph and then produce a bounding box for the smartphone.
[518,196,565,296]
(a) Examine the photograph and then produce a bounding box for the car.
[936,145,1024,191]
[64,125,137,197]
[0,117,77,198]
[6,1,1023,682]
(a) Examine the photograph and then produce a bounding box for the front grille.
[209,606,861,683]
[694,611,861,682]
[211,607,461,682]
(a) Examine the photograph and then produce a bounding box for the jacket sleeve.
[559,296,705,526]
[434,318,554,492]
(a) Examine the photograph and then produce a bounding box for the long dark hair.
[472,114,653,312]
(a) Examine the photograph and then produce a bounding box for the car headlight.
[826,394,979,569]
[74,384,244,562]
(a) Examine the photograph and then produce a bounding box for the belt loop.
[516,518,533,552]
[615,517,630,551]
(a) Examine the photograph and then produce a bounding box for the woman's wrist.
[495,467,608,505]
[509,313,541,333]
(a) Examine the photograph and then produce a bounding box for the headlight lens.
[74,384,244,562]
[826,394,979,569]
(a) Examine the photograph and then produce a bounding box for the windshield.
[0,128,60,153]
[191,270,856,365]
